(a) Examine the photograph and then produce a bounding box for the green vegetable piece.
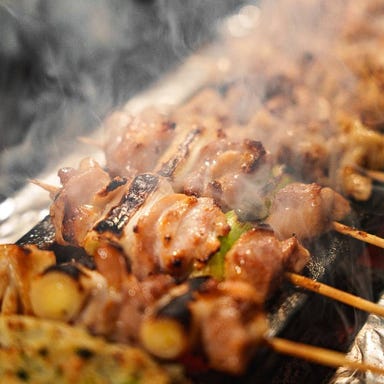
[196,211,253,280]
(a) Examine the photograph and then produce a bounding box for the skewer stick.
[77,136,104,148]
[285,272,384,317]
[266,336,384,375]
[332,221,384,249]
[29,179,59,195]
[358,168,384,183]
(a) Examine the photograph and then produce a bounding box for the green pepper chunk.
[193,211,253,280]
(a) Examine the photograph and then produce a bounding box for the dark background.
[0,0,244,201]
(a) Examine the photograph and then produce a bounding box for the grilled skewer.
[2,222,384,376]
[139,276,384,376]
[32,161,384,320]
[332,221,384,249]
[286,272,384,318]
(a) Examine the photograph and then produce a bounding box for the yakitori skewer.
[33,172,384,252]
[266,337,384,376]
[356,166,384,184]
[139,275,384,376]
[332,221,384,249]
[32,164,384,321]
[29,179,59,196]
[285,272,384,317]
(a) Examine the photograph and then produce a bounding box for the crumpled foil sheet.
[331,294,384,384]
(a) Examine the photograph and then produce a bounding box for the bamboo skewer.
[332,221,384,249]
[285,272,384,317]
[266,336,384,376]
[358,168,384,183]
[29,179,59,196]
[77,136,104,148]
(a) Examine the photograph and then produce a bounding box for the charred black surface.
[43,263,82,279]
[157,276,210,328]
[49,243,96,270]
[105,177,128,193]
[158,127,203,178]
[94,173,159,234]
[242,140,267,173]
[16,215,55,248]
[13,203,383,383]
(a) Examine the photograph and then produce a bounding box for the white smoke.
[0,0,244,201]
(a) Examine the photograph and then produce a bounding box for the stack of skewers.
[2,0,384,383]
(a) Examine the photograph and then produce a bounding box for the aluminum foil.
[331,293,384,384]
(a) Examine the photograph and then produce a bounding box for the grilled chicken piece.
[85,173,174,279]
[154,124,224,191]
[267,182,351,240]
[112,273,175,344]
[132,193,229,279]
[338,119,384,200]
[83,173,229,280]
[182,139,270,215]
[103,110,272,216]
[77,269,175,342]
[191,280,267,374]
[51,160,230,280]
[140,276,267,375]
[50,157,129,246]
[154,124,272,215]
[225,228,310,302]
[103,109,176,178]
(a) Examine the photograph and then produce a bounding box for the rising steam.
[0,0,244,201]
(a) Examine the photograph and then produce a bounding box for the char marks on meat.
[50,158,116,246]
[132,193,229,279]
[51,158,233,280]
[182,138,269,214]
[0,245,56,315]
[24,0,384,377]
[94,173,160,235]
[102,110,273,216]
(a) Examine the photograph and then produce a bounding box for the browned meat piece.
[139,276,267,375]
[50,160,230,280]
[50,157,128,246]
[267,182,351,240]
[191,279,267,374]
[113,273,175,344]
[225,228,310,302]
[154,122,273,215]
[78,271,175,343]
[85,173,174,278]
[182,139,270,215]
[102,106,274,216]
[124,193,230,279]
[103,109,176,178]
[154,124,220,191]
